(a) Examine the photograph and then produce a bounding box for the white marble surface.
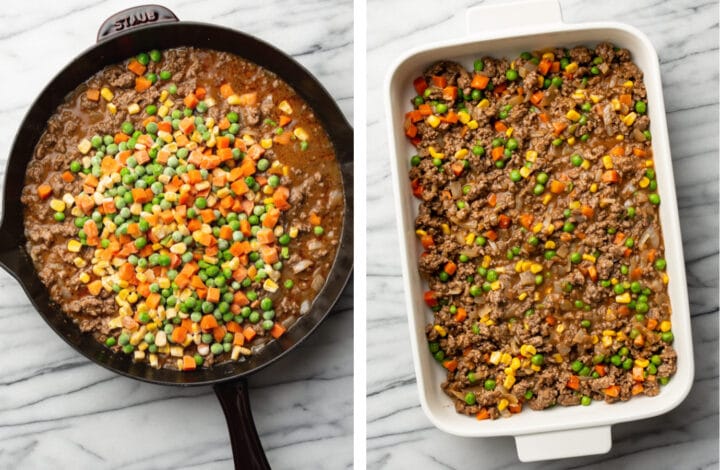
[367,0,718,468]
[0,1,353,469]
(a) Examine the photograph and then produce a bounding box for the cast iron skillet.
[0,5,353,469]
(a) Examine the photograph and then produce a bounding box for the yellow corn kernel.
[490,281,501,291]
[572,90,586,100]
[263,279,279,293]
[552,353,564,363]
[426,115,441,128]
[530,263,543,274]
[127,292,138,304]
[415,229,427,237]
[542,52,555,61]
[514,261,523,273]
[578,159,590,170]
[505,127,513,137]
[482,256,491,269]
[582,254,597,263]
[520,261,532,272]
[590,183,598,193]
[602,335,613,347]
[128,103,140,115]
[278,100,293,115]
[519,166,532,178]
[521,345,537,357]
[532,223,543,233]
[616,331,627,342]
[566,109,581,121]
[457,110,471,124]
[428,146,444,159]
[602,155,614,169]
[138,342,149,352]
[499,354,512,367]
[542,194,552,205]
[100,87,114,102]
[434,325,447,337]
[611,278,619,285]
[567,136,576,146]
[639,177,650,188]
[260,138,273,150]
[662,273,669,284]
[590,94,602,103]
[544,224,555,236]
[289,227,299,238]
[556,323,566,334]
[157,105,169,118]
[73,257,87,268]
[510,357,521,371]
[623,80,634,88]
[158,278,171,289]
[544,240,556,249]
[489,351,502,365]
[50,199,66,212]
[146,322,157,332]
[623,112,637,126]
[565,62,578,73]
[454,149,469,159]
[646,159,654,168]
[67,240,82,252]
[477,98,490,108]
[531,364,541,372]
[615,292,631,304]
[440,223,450,235]
[466,120,479,130]
[78,272,90,284]
[569,201,581,210]
[77,138,92,155]
[517,292,528,301]
[616,134,624,141]
[660,321,672,332]
[106,103,117,114]
[293,127,309,141]
[526,150,537,162]
[635,358,650,368]
[503,375,516,390]
[602,330,617,337]
[611,98,621,111]
[497,398,509,411]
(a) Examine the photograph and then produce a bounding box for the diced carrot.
[588,265,598,282]
[566,375,580,390]
[237,92,257,105]
[497,214,511,229]
[61,171,74,183]
[604,385,620,397]
[633,147,647,158]
[545,315,557,326]
[87,280,103,296]
[476,408,490,420]
[491,146,505,161]
[219,83,234,98]
[530,91,544,105]
[418,103,432,116]
[256,228,275,245]
[610,145,625,157]
[631,383,644,395]
[206,287,220,303]
[519,213,534,229]
[580,205,594,218]
[619,94,632,106]
[182,356,196,371]
[243,326,257,342]
[146,293,161,309]
[212,326,226,343]
[270,323,286,339]
[278,115,292,127]
[594,364,607,377]
[127,59,147,76]
[487,193,497,207]
[442,359,458,372]
[454,308,467,322]
[552,121,568,136]
[444,261,457,275]
[85,88,100,101]
[537,59,552,75]
[273,186,291,210]
[442,86,457,101]
[601,170,620,183]
[431,76,447,88]
[413,76,428,95]
[470,74,489,90]
[632,366,645,382]
[135,76,152,92]
[494,121,507,132]
[646,318,658,330]
[538,112,549,123]
[172,326,188,344]
[184,93,199,109]
[484,229,498,242]
[37,184,53,200]
[549,180,566,194]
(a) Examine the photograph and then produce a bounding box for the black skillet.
[0,5,353,469]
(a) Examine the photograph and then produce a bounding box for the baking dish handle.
[515,425,612,462]
[466,0,563,35]
[97,4,179,42]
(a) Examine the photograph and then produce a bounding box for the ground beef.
[407,43,676,419]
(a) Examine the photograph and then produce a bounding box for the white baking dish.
[384,0,694,462]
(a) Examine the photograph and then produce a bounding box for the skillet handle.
[97,4,179,42]
[214,379,271,470]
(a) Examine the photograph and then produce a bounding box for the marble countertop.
[0,1,353,469]
[367,0,718,468]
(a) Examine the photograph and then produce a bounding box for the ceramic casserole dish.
[385,0,693,462]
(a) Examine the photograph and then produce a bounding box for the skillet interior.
[0,21,353,385]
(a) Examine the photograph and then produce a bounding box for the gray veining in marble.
[0,1,353,469]
[366,0,719,468]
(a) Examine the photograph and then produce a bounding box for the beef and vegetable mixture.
[22,47,343,370]
[405,43,676,420]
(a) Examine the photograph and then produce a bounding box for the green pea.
[661,331,674,343]
[536,172,549,185]
[648,193,661,205]
[469,285,482,297]
[581,396,592,406]
[531,354,544,366]
[145,104,157,116]
[484,379,496,391]
[473,59,484,71]
[533,184,545,195]
[635,101,647,114]
[571,154,583,167]
[505,69,518,81]
[105,337,117,347]
[160,70,172,81]
[571,360,583,372]
[464,392,476,405]
[570,252,581,264]
[314,226,325,236]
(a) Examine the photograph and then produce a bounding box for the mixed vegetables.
[36,49,323,370]
[407,44,676,419]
